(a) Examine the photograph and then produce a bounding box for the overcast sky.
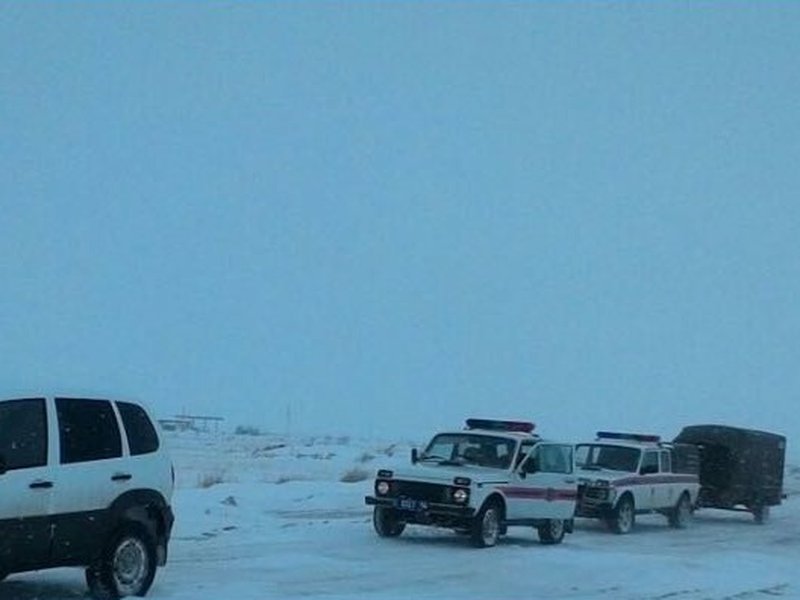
[2,2,799,447]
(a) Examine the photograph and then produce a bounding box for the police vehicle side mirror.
[411,448,419,464]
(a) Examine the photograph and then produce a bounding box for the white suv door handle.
[564,478,576,484]
[29,480,54,489]
[111,473,133,482]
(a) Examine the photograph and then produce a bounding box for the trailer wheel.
[753,503,771,524]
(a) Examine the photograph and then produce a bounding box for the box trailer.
[673,424,786,523]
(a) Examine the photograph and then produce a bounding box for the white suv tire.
[86,522,158,599]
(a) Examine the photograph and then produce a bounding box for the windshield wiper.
[419,454,449,462]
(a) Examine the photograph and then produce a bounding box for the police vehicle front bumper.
[365,496,476,524]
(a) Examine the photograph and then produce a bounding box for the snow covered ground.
[4,430,800,600]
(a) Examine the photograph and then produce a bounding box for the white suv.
[0,396,174,598]
[575,431,700,533]
[365,419,578,547]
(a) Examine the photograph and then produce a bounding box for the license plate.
[396,498,428,511]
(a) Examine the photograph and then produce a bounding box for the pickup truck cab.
[575,431,700,533]
[365,418,578,547]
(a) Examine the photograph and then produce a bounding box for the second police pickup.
[575,431,701,533]
[365,419,578,548]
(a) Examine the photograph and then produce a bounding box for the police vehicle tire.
[373,506,405,537]
[609,495,635,534]
[471,501,502,548]
[86,522,157,599]
[668,493,692,528]
[537,519,566,544]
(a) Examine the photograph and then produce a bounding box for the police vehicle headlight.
[452,488,469,504]
[376,481,390,496]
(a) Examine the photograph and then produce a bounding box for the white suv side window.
[56,398,122,464]
[0,398,48,471]
[117,401,160,456]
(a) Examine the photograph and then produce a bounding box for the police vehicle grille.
[578,485,610,504]
[392,480,449,502]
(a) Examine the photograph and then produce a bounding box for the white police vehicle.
[575,431,700,534]
[365,419,578,547]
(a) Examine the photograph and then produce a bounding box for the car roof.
[434,429,560,443]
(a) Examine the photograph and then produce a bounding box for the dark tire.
[373,506,405,538]
[470,502,502,548]
[753,503,771,525]
[537,519,566,545]
[609,495,635,534]
[668,493,693,529]
[86,523,157,599]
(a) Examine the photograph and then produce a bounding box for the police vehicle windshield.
[576,444,641,473]
[422,434,516,469]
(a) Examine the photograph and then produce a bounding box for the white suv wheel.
[113,536,150,595]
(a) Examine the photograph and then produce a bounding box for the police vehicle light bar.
[596,431,661,443]
[466,419,535,433]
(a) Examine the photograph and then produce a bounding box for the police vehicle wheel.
[373,506,405,537]
[537,519,566,544]
[471,502,502,548]
[610,495,635,534]
[668,493,692,528]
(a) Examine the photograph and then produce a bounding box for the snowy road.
[3,433,798,600]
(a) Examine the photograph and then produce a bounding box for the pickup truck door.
[504,443,577,521]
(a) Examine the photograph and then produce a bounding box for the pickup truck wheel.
[86,522,157,599]
[668,493,692,529]
[471,502,501,548]
[537,519,566,544]
[609,495,635,534]
[373,506,405,537]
